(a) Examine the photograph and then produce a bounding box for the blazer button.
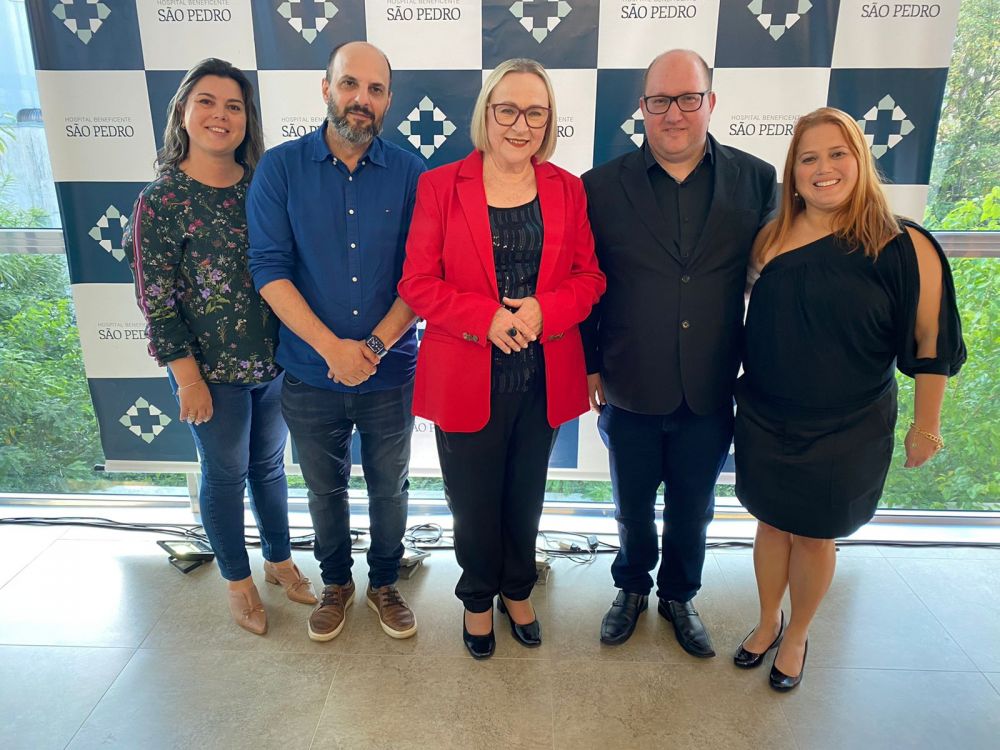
[471,335,479,342]
[462,333,471,341]
[681,320,691,329]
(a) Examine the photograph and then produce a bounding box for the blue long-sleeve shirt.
[248,125,425,392]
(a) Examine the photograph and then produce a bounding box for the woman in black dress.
[733,107,965,690]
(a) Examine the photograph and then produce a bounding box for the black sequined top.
[489,196,544,393]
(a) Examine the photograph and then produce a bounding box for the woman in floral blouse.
[125,59,316,635]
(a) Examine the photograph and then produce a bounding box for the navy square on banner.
[25,0,143,71]
[715,0,840,68]
[56,182,149,285]
[482,0,598,69]
[89,378,197,463]
[382,71,481,170]
[251,1,366,70]
[592,69,646,168]
[828,68,948,185]
[146,70,262,154]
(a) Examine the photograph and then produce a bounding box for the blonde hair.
[756,107,899,265]
[470,59,558,163]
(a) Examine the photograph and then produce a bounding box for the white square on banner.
[597,0,720,68]
[832,1,961,69]
[71,284,164,379]
[883,183,930,223]
[711,67,831,174]
[367,0,482,70]
[136,0,257,71]
[257,70,327,148]
[409,417,443,475]
[36,71,157,183]
[545,68,597,176]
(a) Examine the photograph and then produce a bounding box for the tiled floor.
[2,520,1000,749]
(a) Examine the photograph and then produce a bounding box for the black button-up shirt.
[645,139,715,262]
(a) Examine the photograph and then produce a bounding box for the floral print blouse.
[124,168,280,384]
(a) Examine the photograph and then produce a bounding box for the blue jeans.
[598,401,733,602]
[281,375,413,588]
[172,374,291,581]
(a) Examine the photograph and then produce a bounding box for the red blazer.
[398,151,606,433]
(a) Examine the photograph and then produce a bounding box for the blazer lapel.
[619,150,682,263]
[535,160,563,292]
[456,151,499,295]
[691,138,740,260]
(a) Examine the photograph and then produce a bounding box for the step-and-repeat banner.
[25,0,960,477]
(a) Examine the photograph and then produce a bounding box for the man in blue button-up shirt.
[248,41,426,643]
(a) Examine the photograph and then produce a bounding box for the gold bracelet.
[177,380,204,391]
[909,422,944,449]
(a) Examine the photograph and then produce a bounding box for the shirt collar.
[643,136,715,172]
[308,121,387,168]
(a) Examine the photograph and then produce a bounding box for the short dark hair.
[326,41,393,90]
[642,49,713,92]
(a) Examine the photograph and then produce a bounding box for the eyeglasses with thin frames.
[489,103,551,129]
[641,91,710,115]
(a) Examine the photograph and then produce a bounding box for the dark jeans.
[598,401,733,602]
[281,375,413,588]
[436,383,556,613]
[172,374,291,582]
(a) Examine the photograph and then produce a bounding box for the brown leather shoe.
[227,583,267,636]
[366,584,417,639]
[308,580,355,642]
[263,559,318,605]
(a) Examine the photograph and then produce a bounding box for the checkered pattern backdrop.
[25,0,960,476]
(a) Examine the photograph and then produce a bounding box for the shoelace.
[377,587,404,609]
[320,587,344,608]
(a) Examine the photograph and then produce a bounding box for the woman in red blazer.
[398,58,605,659]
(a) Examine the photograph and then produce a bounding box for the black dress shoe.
[462,612,495,660]
[498,597,541,647]
[658,599,716,658]
[600,590,648,645]
[734,611,785,669]
[769,640,807,691]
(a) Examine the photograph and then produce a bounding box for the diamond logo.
[51,0,111,45]
[276,0,338,44]
[509,0,572,43]
[620,108,645,148]
[398,96,456,159]
[119,397,172,444]
[88,205,128,262]
[747,0,812,41]
[857,94,915,159]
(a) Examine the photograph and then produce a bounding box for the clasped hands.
[488,296,542,354]
[322,337,379,387]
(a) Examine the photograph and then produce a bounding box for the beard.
[327,99,381,145]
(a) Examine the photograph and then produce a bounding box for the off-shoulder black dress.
[735,221,965,538]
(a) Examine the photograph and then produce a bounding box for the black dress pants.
[435,382,556,613]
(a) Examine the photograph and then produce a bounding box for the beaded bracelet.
[909,422,944,450]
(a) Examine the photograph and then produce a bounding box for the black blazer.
[581,135,777,415]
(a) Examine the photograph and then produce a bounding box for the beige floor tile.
[0,539,184,647]
[888,556,1000,672]
[66,649,338,750]
[311,654,552,750]
[0,645,133,750]
[779,668,1000,750]
[716,553,977,671]
[0,524,65,588]
[551,658,797,750]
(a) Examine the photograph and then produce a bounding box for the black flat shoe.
[769,640,808,691]
[734,611,785,669]
[462,612,495,660]
[658,599,716,658]
[498,597,541,647]
[600,591,648,645]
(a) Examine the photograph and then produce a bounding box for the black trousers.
[435,382,556,613]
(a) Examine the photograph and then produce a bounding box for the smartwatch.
[365,334,388,359]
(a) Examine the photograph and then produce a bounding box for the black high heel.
[498,596,541,647]
[462,610,495,659]
[733,611,784,669]
[770,639,808,691]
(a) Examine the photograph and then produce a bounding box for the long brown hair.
[756,107,899,265]
[157,58,264,176]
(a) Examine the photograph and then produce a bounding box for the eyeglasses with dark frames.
[641,91,710,115]
[489,103,551,129]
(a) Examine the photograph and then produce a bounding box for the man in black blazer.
[581,49,776,655]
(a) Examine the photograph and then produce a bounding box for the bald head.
[326,41,392,89]
[643,49,712,94]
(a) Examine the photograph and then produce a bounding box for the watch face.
[366,336,386,357]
